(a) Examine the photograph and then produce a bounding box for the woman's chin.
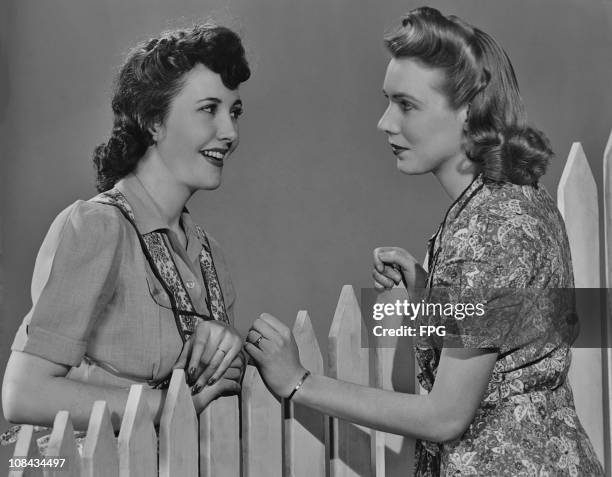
[191,176,222,191]
[396,159,428,176]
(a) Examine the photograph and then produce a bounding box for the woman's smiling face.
[152,63,244,191]
[377,57,468,177]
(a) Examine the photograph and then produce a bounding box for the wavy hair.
[384,7,552,185]
[93,23,251,192]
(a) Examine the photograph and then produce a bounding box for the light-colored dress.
[414,174,604,476]
[2,173,235,451]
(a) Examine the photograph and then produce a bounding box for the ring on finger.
[254,335,264,347]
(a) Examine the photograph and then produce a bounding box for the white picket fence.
[9,131,612,476]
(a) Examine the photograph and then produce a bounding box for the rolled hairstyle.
[384,7,552,185]
[93,23,251,192]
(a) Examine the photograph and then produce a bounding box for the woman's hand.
[191,366,242,414]
[373,247,427,294]
[244,314,307,398]
[173,320,243,392]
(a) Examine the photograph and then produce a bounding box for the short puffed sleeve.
[427,205,576,352]
[12,200,124,365]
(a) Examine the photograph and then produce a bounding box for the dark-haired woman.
[245,7,603,476]
[2,23,250,448]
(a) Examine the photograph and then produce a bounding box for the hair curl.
[93,23,251,192]
[384,7,552,185]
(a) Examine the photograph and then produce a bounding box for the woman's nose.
[217,114,238,143]
[377,104,398,135]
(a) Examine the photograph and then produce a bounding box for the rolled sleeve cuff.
[19,325,87,366]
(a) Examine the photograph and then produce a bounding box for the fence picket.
[242,365,282,477]
[285,311,326,477]
[372,289,415,477]
[82,401,119,477]
[44,411,80,477]
[118,385,157,477]
[159,370,198,477]
[9,425,43,477]
[603,129,612,474]
[558,142,605,466]
[329,285,374,477]
[199,395,240,477]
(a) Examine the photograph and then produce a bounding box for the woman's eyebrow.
[196,97,221,104]
[391,93,423,105]
[382,90,423,105]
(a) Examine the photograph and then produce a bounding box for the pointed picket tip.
[557,141,600,288]
[159,369,198,477]
[329,285,361,341]
[293,311,324,374]
[46,411,80,477]
[118,384,157,477]
[10,425,43,477]
[558,142,598,216]
[82,401,119,477]
[328,285,368,380]
[287,311,327,477]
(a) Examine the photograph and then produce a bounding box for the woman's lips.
[200,149,227,167]
[390,143,410,155]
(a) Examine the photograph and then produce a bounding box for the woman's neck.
[133,150,193,231]
[433,152,478,201]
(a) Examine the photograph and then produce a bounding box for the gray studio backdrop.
[1,0,611,444]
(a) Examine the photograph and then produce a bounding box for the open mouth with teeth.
[200,149,227,166]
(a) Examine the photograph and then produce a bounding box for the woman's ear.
[148,122,165,143]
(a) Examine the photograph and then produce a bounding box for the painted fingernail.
[207,377,216,386]
[191,384,201,395]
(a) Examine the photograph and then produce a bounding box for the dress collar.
[114,174,199,257]
[444,173,484,224]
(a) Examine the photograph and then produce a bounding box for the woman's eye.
[230,108,243,120]
[399,102,414,112]
[199,104,217,114]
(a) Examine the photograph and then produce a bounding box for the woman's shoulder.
[465,180,563,244]
[41,199,128,256]
[54,198,125,226]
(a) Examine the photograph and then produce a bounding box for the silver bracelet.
[287,370,311,400]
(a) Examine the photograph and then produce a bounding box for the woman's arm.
[246,314,497,443]
[2,351,167,431]
[2,351,237,431]
[294,348,496,442]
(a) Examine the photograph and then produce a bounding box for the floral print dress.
[414,174,604,476]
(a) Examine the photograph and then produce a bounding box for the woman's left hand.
[244,314,307,398]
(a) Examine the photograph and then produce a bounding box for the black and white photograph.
[0,0,611,475]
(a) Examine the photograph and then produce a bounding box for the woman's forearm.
[2,352,167,432]
[3,374,166,432]
[291,374,459,442]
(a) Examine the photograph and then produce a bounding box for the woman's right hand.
[372,247,427,293]
[173,320,243,392]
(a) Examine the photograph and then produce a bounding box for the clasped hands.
[173,320,245,413]
[179,247,426,406]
